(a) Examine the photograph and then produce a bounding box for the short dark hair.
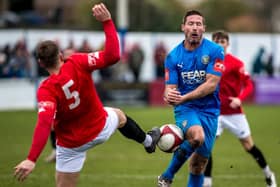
[183,10,204,24]
[36,40,59,69]
[212,30,229,42]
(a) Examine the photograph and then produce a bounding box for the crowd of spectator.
[0,40,31,78]
[1,39,277,81]
[0,38,169,83]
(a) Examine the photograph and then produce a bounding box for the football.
[157,124,184,153]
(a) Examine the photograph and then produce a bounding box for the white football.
[157,124,184,153]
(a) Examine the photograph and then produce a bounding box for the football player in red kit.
[14,3,160,187]
[203,30,276,187]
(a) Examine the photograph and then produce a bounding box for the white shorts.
[56,107,119,173]
[216,113,251,139]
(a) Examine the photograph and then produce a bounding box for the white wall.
[0,79,36,110]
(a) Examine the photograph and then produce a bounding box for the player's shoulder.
[37,77,55,96]
[38,75,58,89]
[200,39,224,61]
[169,41,183,54]
[166,41,184,61]
[64,53,85,67]
[226,53,244,66]
[202,38,222,50]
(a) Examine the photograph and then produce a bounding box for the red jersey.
[27,20,120,162]
[219,53,253,115]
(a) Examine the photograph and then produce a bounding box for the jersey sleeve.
[27,88,56,162]
[238,64,254,101]
[67,19,120,72]
[207,46,225,77]
[164,54,178,85]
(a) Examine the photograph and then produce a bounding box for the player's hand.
[92,3,111,22]
[229,96,241,109]
[164,88,182,105]
[14,159,35,182]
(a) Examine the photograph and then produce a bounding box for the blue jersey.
[165,38,224,117]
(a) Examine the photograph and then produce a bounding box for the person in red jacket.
[203,30,276,187]
[13,3,160,187]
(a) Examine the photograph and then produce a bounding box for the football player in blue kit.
[157,10,224,187]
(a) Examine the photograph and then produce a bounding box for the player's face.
[181,15,205,46]
[213,38,229,53]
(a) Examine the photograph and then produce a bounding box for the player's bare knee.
[112,108,126,127]
[186,126,205,148]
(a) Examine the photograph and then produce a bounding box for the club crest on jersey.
[201,55,210,64]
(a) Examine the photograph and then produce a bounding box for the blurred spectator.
[252,46,265,76]
[0,50,7,77]
[4,39,31,78]
[66,39,76,51]
[3,44,11,64]
[78,38,93,53]
[0,44,11,77]
[154,41,167,79]
[127,43,144,82]
[264,53,274,77]
[62,39,76,60]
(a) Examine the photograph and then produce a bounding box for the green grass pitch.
[0,105,279,187]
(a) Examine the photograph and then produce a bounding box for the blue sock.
[162,141,192,180]
[187,173,204,187]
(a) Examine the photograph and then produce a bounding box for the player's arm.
[229,66,254,108]
[164,55,181,105]
[93,3,120,66]
[72,3,120,71]
[181,73,221,102]
[27,100,56,162]
[164,84,179,105]
[180,49,224,103]
[14,97,56,182]
[238,67,254,101]
[166,73,221,105]
[164,75,221,106]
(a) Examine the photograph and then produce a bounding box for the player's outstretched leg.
[145,127,161,153]
[116,111,160,153]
